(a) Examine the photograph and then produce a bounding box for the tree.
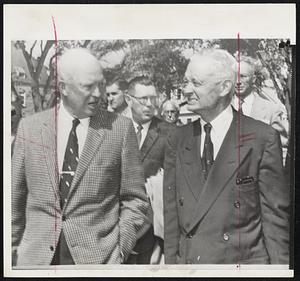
[14,40,55,112]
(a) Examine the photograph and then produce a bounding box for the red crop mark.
[236,32,241,268]
[52,15,59,269]
[18,136,51,150]
[239,132,256,142]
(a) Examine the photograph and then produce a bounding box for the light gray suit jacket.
[12,107,150,266]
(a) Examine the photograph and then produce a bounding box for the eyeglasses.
[130,95,157,106]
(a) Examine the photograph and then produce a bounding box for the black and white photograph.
[4,4,296,278]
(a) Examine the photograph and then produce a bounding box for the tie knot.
[204,123,212,134]
[137,124,143,132]
[72,118,80,129]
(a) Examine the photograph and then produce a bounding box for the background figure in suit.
[106,77,131,117]
[231,55,289,163]
[164,49,289,264]
[12,48,150,266]
[125,76,175,264]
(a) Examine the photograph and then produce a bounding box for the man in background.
[161,99,183,126]
[125,76,175,264]
[164,49,289,264]
[232,55,289,163]
[12,48,150,266]
[106,77,131,117]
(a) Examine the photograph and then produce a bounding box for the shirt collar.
[133,119,152,131]
[243,92,255,105]
[200,104,233,134]
[59,102,90,129]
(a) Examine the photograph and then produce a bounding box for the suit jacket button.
[179,198,184,206]
[50,246,54,251]
[223,233,229,241]
[187,233,193,239]
[234,201,240,208]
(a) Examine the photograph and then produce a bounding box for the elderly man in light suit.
[12,48,150,266]
[164,49,289,264]
[231,55,289,163]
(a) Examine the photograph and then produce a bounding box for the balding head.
[57,48,105,119]
[58,48,103,83]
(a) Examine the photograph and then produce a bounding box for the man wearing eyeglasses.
[125,76,175,264]
[164,49,289,264]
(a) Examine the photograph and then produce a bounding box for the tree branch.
[35,40,54,78]
[40,40,44,54]
[29,40,37,59]
[17,41,36,79]
[82,40,91,48]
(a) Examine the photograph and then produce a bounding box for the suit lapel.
[41,108,60,198]
[140,118,159,161]
[180,119,204,200]
[187,112,253,233]
[69,110,108,194]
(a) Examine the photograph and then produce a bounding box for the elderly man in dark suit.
[12,48,150,266]
[163,49,289,264]
[125,76,175,264]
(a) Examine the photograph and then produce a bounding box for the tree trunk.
[31,80,43,112]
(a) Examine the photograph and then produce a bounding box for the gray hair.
[189,49,237,86]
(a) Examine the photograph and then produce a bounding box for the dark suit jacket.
[163,110,289,264]
[134,117,175,254]
[12,107,150,266]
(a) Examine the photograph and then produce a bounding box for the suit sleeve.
[119,120,151,261]
[163,130,180,264]
[259,128,290,264]
[11,119,28,265]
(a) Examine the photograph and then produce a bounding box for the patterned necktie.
[136,124,143,148]
[202,123,214,179]
[60,118,80,208]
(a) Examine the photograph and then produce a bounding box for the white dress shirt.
[132,119,152,149]
[200,105,233,160]
[57,103,90,173]
[232,93,255,116]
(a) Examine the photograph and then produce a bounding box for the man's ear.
[125,93,132,106]
[219,80,233,97]
[58,81,67,96]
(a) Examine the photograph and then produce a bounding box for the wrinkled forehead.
[106,83,120,93]
[164,103,177,111]
[134,84,157,97]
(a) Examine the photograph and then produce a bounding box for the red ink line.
[52,15,59,269]
[18,136,51,150]
[237,32,241,268]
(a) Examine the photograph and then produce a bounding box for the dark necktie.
[202,123,214,179]
[136,124,143,148]
[240,98,244,115]
[60,118,80,208]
